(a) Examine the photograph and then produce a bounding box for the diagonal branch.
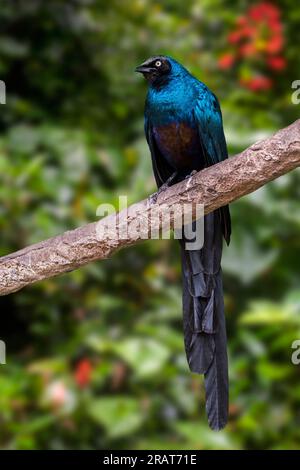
[1,120,300,296]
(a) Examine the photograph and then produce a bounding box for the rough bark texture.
[1,120,300,296]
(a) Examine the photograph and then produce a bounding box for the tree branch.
[1,120,300,296]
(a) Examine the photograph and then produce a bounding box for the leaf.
[88,397,144,439]
[240,301,300,326]
[222,234,277,284]
[175,422,241,450]
[27,358,67,375]
[86,335,170,379]
[257,361,292,381]
[114,338,170,378]
[7,125,40,154]
[11,415,56,434]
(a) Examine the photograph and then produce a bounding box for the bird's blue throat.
[146,76,198,127]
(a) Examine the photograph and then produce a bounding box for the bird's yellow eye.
[155,60,162,67]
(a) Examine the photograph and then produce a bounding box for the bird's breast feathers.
[145,77,220,171]
[152,121,202,171]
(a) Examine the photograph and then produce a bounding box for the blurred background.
[0,0,300,450]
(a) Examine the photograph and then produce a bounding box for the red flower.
[266,34,284,54]
[241,76,273,91]
[228,31,243,44]
[74,358,92,388]
[218,53,235,70]
[249,2,280,22]
[220,2,286,90]
[227,2,284,53]
[267,56,287,71]
[236,16,248,27]
[228,25,256,44]
[239,43,257,57]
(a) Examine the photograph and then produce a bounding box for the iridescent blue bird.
[136,56,231,430]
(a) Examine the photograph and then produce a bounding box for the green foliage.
[0,0,300,450]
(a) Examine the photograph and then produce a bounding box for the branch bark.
[1,120,300,296]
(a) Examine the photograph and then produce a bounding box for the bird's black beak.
[135,64,155,74]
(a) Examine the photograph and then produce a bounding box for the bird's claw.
[185,170,197,189]
[147,183,169,206]
[185,170,197,180]
[148,192,158,206]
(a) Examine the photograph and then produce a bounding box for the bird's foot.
[148,191,159,206]
[185,170,197,180]
[147,183,168,206]
[147,171,178,206]
[185,170,197,189]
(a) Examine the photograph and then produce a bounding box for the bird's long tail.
[180,210,228,431]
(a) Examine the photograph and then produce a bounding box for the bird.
[136,55,231,431]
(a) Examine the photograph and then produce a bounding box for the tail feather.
[180,211,229,430]
[204,274,228,431]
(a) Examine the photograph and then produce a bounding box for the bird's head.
[135,56,182,87]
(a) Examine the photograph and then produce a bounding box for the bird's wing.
[193,89,228,164]
[193,88,231,244]
[144,115,174,189]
